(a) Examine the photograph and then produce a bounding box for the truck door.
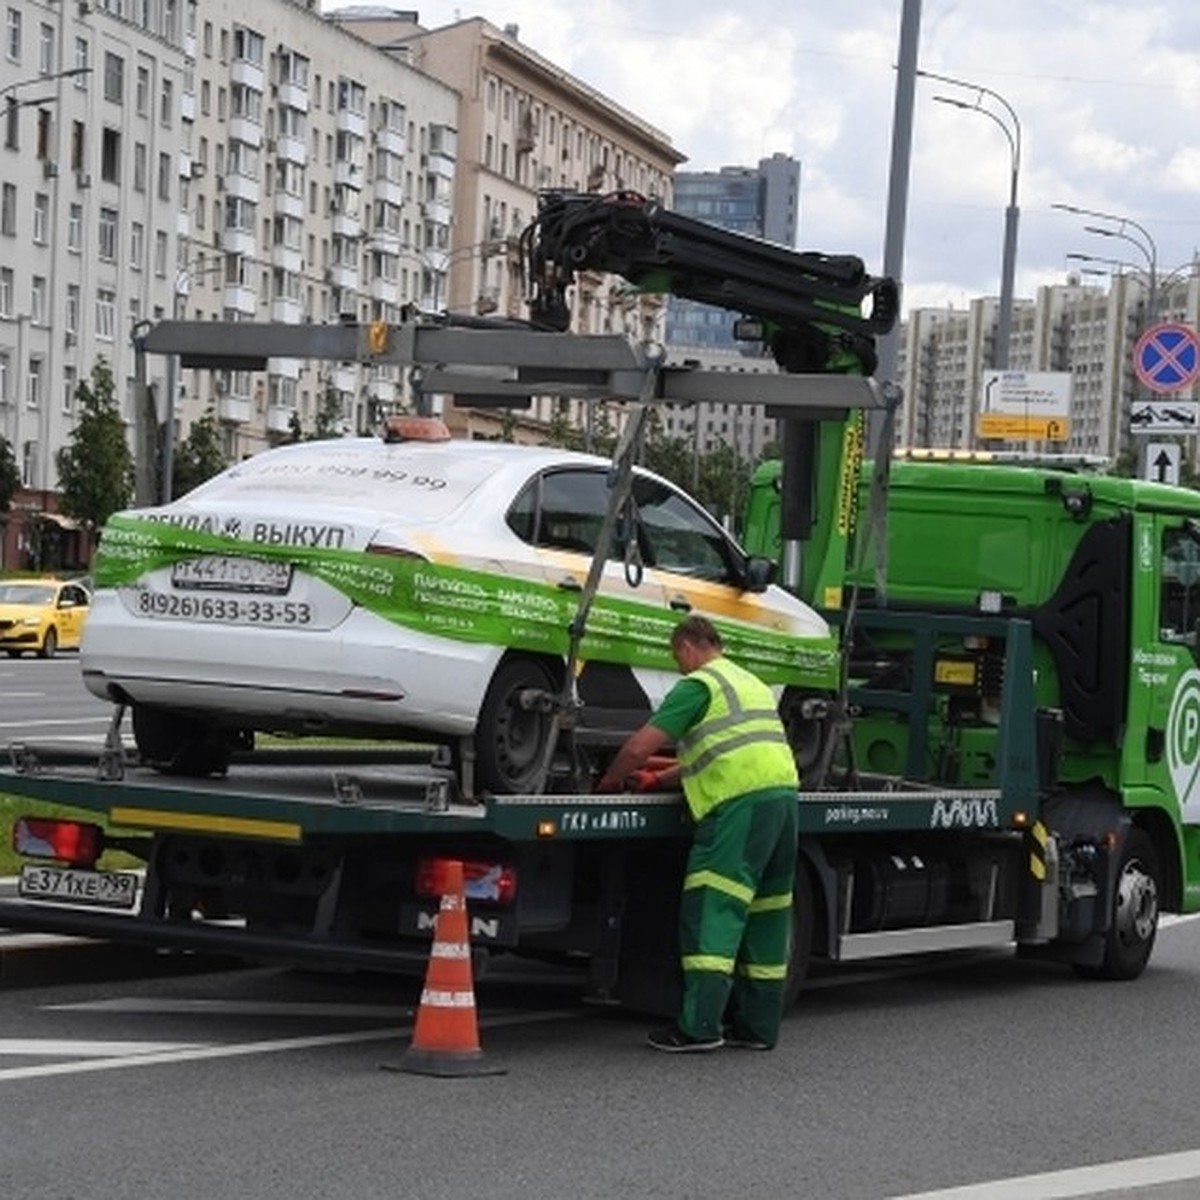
[1141,517,1200,822]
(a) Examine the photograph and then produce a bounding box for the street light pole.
[1054,204,1161,464]
[919,70,1022,370]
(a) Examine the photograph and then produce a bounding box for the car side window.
[507,469,618,558]
[633,475,738,584]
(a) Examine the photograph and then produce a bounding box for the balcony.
[270,244,303,274]
[334,161,365,190]
[266,404,296,434]
[336,107,367,140]
[426,150,455,179]
[277,134,307,166]
[374,177,405,208]
[180,91,195,122]
[332,365,358,394]
[218,395,253,424]
[369,278,400,305]
[225,172,260,204]
[271,296,302,323]
[229,116,263,149]
[230,59,265,93]
[375,126,405,157]
[273,190,305,221]
[278,81,309,113]
[222,284,258,316]
[332,212,364,240]
[327,264,358,291]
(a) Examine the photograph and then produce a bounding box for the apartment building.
[336,12,686,440]
[897,271,1200,462]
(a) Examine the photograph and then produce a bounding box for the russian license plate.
[18,864,139,910]
[171,555,292,595]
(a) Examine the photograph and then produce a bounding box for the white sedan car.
[82,419,837,793]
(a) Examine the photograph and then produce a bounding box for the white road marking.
[0,1009,575,1084]
[0,718,111,729]
[0,1039,203,1057]
[47,998,403,1020]
[891,1148,1200,1198]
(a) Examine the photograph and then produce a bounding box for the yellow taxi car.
[0,578,91,658]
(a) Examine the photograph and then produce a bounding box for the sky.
[327,1,1200,315]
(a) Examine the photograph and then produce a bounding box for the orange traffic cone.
[384,859,506,1077]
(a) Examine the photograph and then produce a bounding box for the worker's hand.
[628,768,664,793]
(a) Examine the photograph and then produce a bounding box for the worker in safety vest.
[596,615,799,1052]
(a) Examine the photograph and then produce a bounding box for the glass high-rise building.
[665,153,801,351]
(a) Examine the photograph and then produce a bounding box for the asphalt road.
[0,652,114,746]
[3,919,1200,1199]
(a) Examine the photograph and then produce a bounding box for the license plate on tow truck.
[18,864,139,910]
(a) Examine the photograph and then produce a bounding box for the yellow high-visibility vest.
[677,656,798,821]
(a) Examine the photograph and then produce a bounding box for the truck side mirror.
[743,556,776,593]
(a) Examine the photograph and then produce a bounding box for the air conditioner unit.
[42,160,59,179]
[75,171,91,189]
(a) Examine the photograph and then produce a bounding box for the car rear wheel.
[132,704,233,777]
[475,657,558,795]
[39,627,57,659]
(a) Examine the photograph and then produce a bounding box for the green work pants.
[677,788,798,1046]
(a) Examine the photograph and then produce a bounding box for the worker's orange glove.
[628,768,664,793]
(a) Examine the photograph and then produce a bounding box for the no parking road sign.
[1134,323,1200,394]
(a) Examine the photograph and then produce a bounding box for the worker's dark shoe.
[723,1032,772,1051]
[646,1024,723,1053]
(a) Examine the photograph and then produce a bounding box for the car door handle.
[669,595,692,612]
[557,576,583,592]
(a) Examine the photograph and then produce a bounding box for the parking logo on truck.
[1167,668,1200,821]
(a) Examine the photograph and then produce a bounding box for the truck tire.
[783,856,816,1007]
[475,657,557,795]
[1076,826,1160,981]
[132,705,232,777]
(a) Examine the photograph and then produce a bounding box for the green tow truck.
[0,194,1191,1009]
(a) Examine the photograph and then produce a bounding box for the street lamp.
[1053,204,1159,324]
[918,69,1022,369]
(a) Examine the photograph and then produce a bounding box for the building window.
[157,151,171,200]
[6,8,21,63]
[30,276,46,324]
[101,127,121,182]
[67,202,82,251]
[74,37,88,83]
[0,352,8,403]
[130,220,144,268]
[154,230,168,277]
[39,22,53,74]
[160,78,173,127]
[98,206,118,260]
[0,266,11,316]
[96,288,115,340]
[133,141,147,192]
[104,51,124,103]
[26,358,42,409]
[65,283,79,333]
[21,439,37,488]
[32,193,48,244]
[136,64,149,115]
[63,365,77,413]
[1,182,16,235]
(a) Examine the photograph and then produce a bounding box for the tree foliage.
[0,433,19,513]
[169,409,229,499]
[56,359,134,528]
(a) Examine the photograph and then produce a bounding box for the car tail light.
[415,856,517,905]
[13,817,103,868]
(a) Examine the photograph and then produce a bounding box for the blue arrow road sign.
[1134,323,1200,394]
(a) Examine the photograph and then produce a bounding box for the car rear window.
[186,443,503,521]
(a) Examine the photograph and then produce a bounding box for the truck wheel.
[783,857,816,1007]
[39,627,58,659]
[132,705,232,777]
[475,657,556,795]
[1077,827,1160,981]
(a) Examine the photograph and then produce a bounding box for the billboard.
[977,371,1072,442]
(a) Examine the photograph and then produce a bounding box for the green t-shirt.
[650,677,711,740]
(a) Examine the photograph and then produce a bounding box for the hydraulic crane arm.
[521,190,899,375]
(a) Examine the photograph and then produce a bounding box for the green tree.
[56,359,134,529]
[312,384,346,440]
[0,433,19,513]
[169,409,228,499]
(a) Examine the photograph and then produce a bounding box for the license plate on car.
[18,864,140,910]
[171,555,292,595]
